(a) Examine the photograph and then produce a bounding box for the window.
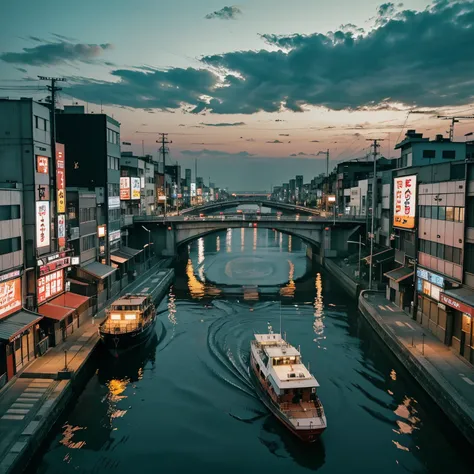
[68,206,76,220]
[442,150,456,159]
[108,183,120,197]
[107,156,120,170]
[445,245,453,262]
[423,149,436,159]
[79,207,96,222]
[34,115,47,131]
[108,209,120,221]
[438,206,446,221]
[0,237,21,255]
[453,247,462,265]
[459,207,465,223]
[431,206,438,220]
[446,206,454,221]
[0,205,21,221]
[81,235,96,251]
[107,129,120,145]
[425,206,432,219]
[437,243,444,259]
[466,243,474,274]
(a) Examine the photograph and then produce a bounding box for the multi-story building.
[295,175,303,203]
[289,179,296,204]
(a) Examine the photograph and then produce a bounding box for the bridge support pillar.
[162,225,177,257]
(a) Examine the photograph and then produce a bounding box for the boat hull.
[100,316,157,356]
[250,355,325,443]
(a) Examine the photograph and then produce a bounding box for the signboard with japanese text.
[109,230,121,243]
[58,214,66,249]
[190,183,196,197]
[108,196,120,209]
[0,278,21,319]
[120,177,130,200]
[131,177,141,200]
[416,268,445,288]
[56,143,66,213]
[393,175,417,229]
[98,225,107,238]
[36,201,50,248]
[36,184,49,201]
[440,293,473,316]
[39,256,70,277]
[36,155,49,174]
[37,269,64,304]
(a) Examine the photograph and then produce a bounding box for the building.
[295,175,303,203]
[289,179,296,204]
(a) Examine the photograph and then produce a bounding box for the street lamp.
[142,225,151,263]
[348,236,365,281]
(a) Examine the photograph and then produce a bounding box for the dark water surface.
[31,229,470,474]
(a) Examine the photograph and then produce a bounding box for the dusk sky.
[1,0,474,189]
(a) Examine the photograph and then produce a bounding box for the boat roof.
[112,294,149,307]
[271,364,320,389]
[255,333,283,344]
[265,345,300,358]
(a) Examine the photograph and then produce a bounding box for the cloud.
[0,41,113,65]
[64,1,474,113]
[290,152,308,156]
[51,33,77,41]
[180,149,255,158]
[310,140,320,142]
[266,139,284,144]
[15,67,28,73]
[279,133,290,136]
[205,6,242,20]
[200,121,245,127]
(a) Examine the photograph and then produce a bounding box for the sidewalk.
[0,258,173,474]
[359,290,474,445]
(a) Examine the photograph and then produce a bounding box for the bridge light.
[324,227,330,231]
[167,226,172,231]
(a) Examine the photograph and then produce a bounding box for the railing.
[100,322,141,334]
[37,336,49,356]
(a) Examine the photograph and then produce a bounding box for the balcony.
[121,215,134,227]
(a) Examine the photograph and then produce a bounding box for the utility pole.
[157,133,171,217]
[366,139,383,290]
[437,115,474,141]
[38,76,66,251]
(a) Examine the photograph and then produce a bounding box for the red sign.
[36,155,49,174]
[440,293,473,316]
[37,269,64,304]
[56,144,66,214]
[0,278,22,319]
[39,257,70,277]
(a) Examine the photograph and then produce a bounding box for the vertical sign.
[0,278,22,319]
[120,177,130,200]
[58,214,66,249]
[131,177,141,200]
[56,143,66,214]
[36,155,49,174]
[36,201,50,248]
[393,175,417,229]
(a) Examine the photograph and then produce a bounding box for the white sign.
[108,196,120,209]
[57,215,65,238]
[36,201,50,248]
[109,230,121,243]
[71,256,80,265]
[393,175,417,229]
[131,177,141,200]
[0,270,21,283]
[191,183,196,197]
[140,176,145,189]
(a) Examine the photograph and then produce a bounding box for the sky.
[1,0,474,190]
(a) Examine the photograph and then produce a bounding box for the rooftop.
[265,345,301,358]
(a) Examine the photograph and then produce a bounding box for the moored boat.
[250,333,327,442]
[99,293,156,356]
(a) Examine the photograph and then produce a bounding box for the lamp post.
[348,236,365,281]
[317,150,330,211]
[142,225,151,264]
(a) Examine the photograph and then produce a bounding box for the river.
[30,228,470,474]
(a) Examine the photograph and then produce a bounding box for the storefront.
[50,292,91,326]
[439,288,474,364]
[384,266,415,313]
[77,262,117,311]
[0,311,43,380]
[416,268,449,344]
[38,303,75,346]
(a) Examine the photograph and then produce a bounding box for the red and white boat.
[250,333,327,442]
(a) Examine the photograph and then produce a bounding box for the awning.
[121,246,143,257]
[38,303,74,321]
[384,266,414,283]
[441,287,474,314]
[67,278,89,287]
[0,311,43,342]
[364,248,395,265]
[82,262,117,280]
[50,292,90,310]
[110,250,131,264]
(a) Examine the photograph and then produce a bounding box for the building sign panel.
[36,184,49,201]
[36,155,49,174]
[39,256,70,276]
[120,177,130,200]
[98,225,107,238]
[0,278,22,319]
[108,196,120,209]
[190,183,196,197]
[36,201,50,249]
[131,177,141,200]
[440,293,473,316]
[58,214,66,249]
[0,270,21,283]
[416,268,445,288]
[37,269,64,304]
[393,175,417,229]
[109,230,121,243]
[56,143,66,213]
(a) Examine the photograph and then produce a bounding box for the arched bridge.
[131,215,366,259]
[180,199,321,216]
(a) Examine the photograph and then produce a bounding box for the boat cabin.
[102,294,153,334]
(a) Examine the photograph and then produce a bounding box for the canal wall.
[0,266,175,474]
[359,290,474,446]
[323,258,360,298]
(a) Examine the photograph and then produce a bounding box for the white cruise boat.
[250,333,327,442]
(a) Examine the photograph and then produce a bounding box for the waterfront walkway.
[359,291,474,445]
[0,259,173,474]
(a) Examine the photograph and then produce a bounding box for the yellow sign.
[57,189,65,213]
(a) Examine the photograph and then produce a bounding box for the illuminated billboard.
[36,155,49,174]
[0,278,22,319]
[190,183,196,197]
[58,214,66,249]
[56,143,66,213]
[36,201,50,249]
[120,177,130,200]
[393,175,417,229]
[37,270,64,304]
[131,177,141,200]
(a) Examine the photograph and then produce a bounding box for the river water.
[31,229,470,474]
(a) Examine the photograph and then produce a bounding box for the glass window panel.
[431,206,438,220]
[438,206,446,221]
[446,207,454,221]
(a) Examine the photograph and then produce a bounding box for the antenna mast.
[437,115,474,141]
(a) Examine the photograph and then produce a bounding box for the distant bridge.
[180,199,320,216]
